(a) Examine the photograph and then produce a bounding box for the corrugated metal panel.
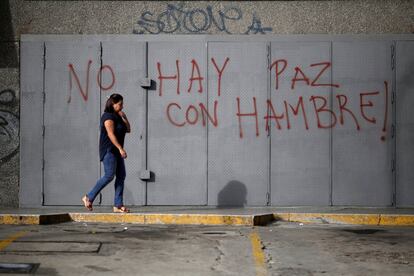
[207,42,269,206]
[100,41,147,206]
[396,41,414,207]
[147,42,207,205]
[332,41,393,206]
[19,41,44,207]
[43,41,101,205]
[270,42,331,205]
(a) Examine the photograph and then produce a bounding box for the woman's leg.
[114,156,126,207]
[87,151,117,203]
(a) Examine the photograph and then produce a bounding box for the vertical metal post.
[329,41,334,206]
[267,42,272,206]
[144,41,149,206]
[98,42,103,206]
[391,42,397,207]
[41,42,46,205]
[206,41,209,205]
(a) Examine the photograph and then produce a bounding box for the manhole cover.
[0,263,39,274]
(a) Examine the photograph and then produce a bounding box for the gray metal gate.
[147,42,207,205]
[99,41,147,206]
[332,41,393,206]
[20,41,44,206]
[396,41,414,207]
[270,42,332,205]
[43,41,101,205]
[19,35,414,207]
[207,42,269,206]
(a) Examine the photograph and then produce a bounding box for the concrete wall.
[1,0,413,207]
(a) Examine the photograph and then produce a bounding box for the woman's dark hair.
[104,93,123,113]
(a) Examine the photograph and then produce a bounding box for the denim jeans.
[87,150,126,207]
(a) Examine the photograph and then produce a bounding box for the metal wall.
[270,41,331,206]
[208,42,269,206]
[147,42,207,205]
[100,42,147,206]
[19,35,414,207]
[332,41,393,206]
[43,41,101,205]
[396,41,414,207]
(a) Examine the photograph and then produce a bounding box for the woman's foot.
[113,206,130,213]
[82,195,93,211]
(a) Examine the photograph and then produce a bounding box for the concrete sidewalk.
[1,206,414,226]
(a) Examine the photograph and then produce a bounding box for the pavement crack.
[210,240,225,273]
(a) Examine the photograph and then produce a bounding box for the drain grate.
[0,263,39,274]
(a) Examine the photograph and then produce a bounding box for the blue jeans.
[87,150,126,207]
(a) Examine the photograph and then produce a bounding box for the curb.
[70,213,275,226]
[69,213,265,226]
[273,213,414,226]
[0,213,273,226]
[0,214,71,225]
[1,213,413,226]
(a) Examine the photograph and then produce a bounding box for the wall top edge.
[20,34,414,42]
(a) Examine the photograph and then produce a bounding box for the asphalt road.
[0,222,413,275]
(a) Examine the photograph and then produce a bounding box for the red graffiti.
[271,59,340,90]
[199,101,218,127]
[188,59,204,93]
[337,94,360,130]
[157,60,180,96]
[360,91,380,124]
[286,96,309,130]
[186,104,199,125]
[310,95,337,129]
[264,99,284,132]
[98,65,116,91]
[166,101,218,127]
[236,97,259,138]
[211,57,230,97]
[234,85,387,139]
[310,62,340,88]
[270,59,287,90]
[68,60,116,103]
[68,60,92,103]
[157,58,230,97]
[291,67,310,90]
[166,102,185,127]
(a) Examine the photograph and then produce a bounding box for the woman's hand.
[118,111,131,133]
[118,110,127,119]
[119,148,127,159]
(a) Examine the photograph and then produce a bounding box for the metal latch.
[140,78,152,89]
[139,170,151,180]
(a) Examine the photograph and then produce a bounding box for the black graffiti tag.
[0,89,19,165]
[134,4,272,35]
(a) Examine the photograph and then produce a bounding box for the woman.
[82,93,131,213]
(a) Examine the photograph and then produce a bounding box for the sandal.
[113,206,130,213]
[82,195,93,211]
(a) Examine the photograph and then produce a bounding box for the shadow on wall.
[217,180,247,208]
[0,0,18,68]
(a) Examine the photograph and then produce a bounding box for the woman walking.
[82,93,131,213]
